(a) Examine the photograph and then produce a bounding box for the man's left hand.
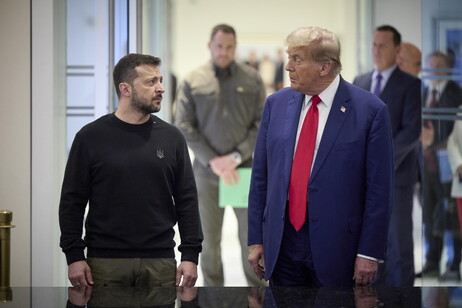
[176,261,198,287]
[353,257,378,286]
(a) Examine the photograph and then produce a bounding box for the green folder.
[219,168,251,208]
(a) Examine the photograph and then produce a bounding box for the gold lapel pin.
[236,86,244,93]
[340,106,346,113]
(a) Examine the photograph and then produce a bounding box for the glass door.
[31,0,146,286]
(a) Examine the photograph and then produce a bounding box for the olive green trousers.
[87,257,176,288]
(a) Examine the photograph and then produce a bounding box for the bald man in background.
[397,42,422,76]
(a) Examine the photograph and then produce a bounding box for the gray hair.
[286,26,342,76]
[426,51,450,68]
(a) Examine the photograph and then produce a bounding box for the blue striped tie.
[373,73,382,97]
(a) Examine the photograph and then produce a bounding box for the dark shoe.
[438,270,461,282]
[415,263,439,278]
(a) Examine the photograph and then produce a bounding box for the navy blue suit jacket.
[353,68,421,186]
[248,77,394,286]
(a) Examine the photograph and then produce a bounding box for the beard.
[131,90,161,115]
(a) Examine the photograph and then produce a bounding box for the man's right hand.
[248,244,265,280]
[68,260,94,287]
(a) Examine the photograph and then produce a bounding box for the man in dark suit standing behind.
[353,25,421,287]
[248,26,394,287]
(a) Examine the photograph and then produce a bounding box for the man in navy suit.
[247,26,394,287]
[353,25,421,286]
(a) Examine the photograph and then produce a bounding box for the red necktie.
[429,89,438,108]
[289,95,321,231]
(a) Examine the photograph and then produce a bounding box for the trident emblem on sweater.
[157,149,164,159]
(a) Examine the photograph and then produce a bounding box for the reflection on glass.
[61,285,430,307]
[419,0,462,286]
[67,286,198,307]
[421,50,462,284]
[66,0,129,152]
[0,286,12,302]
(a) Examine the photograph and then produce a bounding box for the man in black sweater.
[59,54,203,288]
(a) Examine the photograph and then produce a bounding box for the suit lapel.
[441,81,460,108]
[284,91,305,187]
[423,87,429,106]
[310,78,351,182]
[359,72,373,92]
[380,68,400,99]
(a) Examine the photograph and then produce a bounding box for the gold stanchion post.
[0,210,14,302]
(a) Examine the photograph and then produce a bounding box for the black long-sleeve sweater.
[59,113,203,265]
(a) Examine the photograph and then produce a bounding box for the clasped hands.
[209,154,240,185]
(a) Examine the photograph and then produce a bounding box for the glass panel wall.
[141,0,173,122]
[66,0,128,151]
[420,0,462,287]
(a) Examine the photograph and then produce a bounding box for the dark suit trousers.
[270,207,323,287]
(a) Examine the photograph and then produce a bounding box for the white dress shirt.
[294,75,339,166]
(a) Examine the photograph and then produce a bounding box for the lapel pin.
[340,106,346,113]
[236,86,244,93]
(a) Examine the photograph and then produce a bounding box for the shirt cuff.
[357,254,384,263]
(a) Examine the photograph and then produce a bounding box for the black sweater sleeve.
[59,131,91,265]
[174,134,203,264]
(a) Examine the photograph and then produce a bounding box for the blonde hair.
[286,26,342,76]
